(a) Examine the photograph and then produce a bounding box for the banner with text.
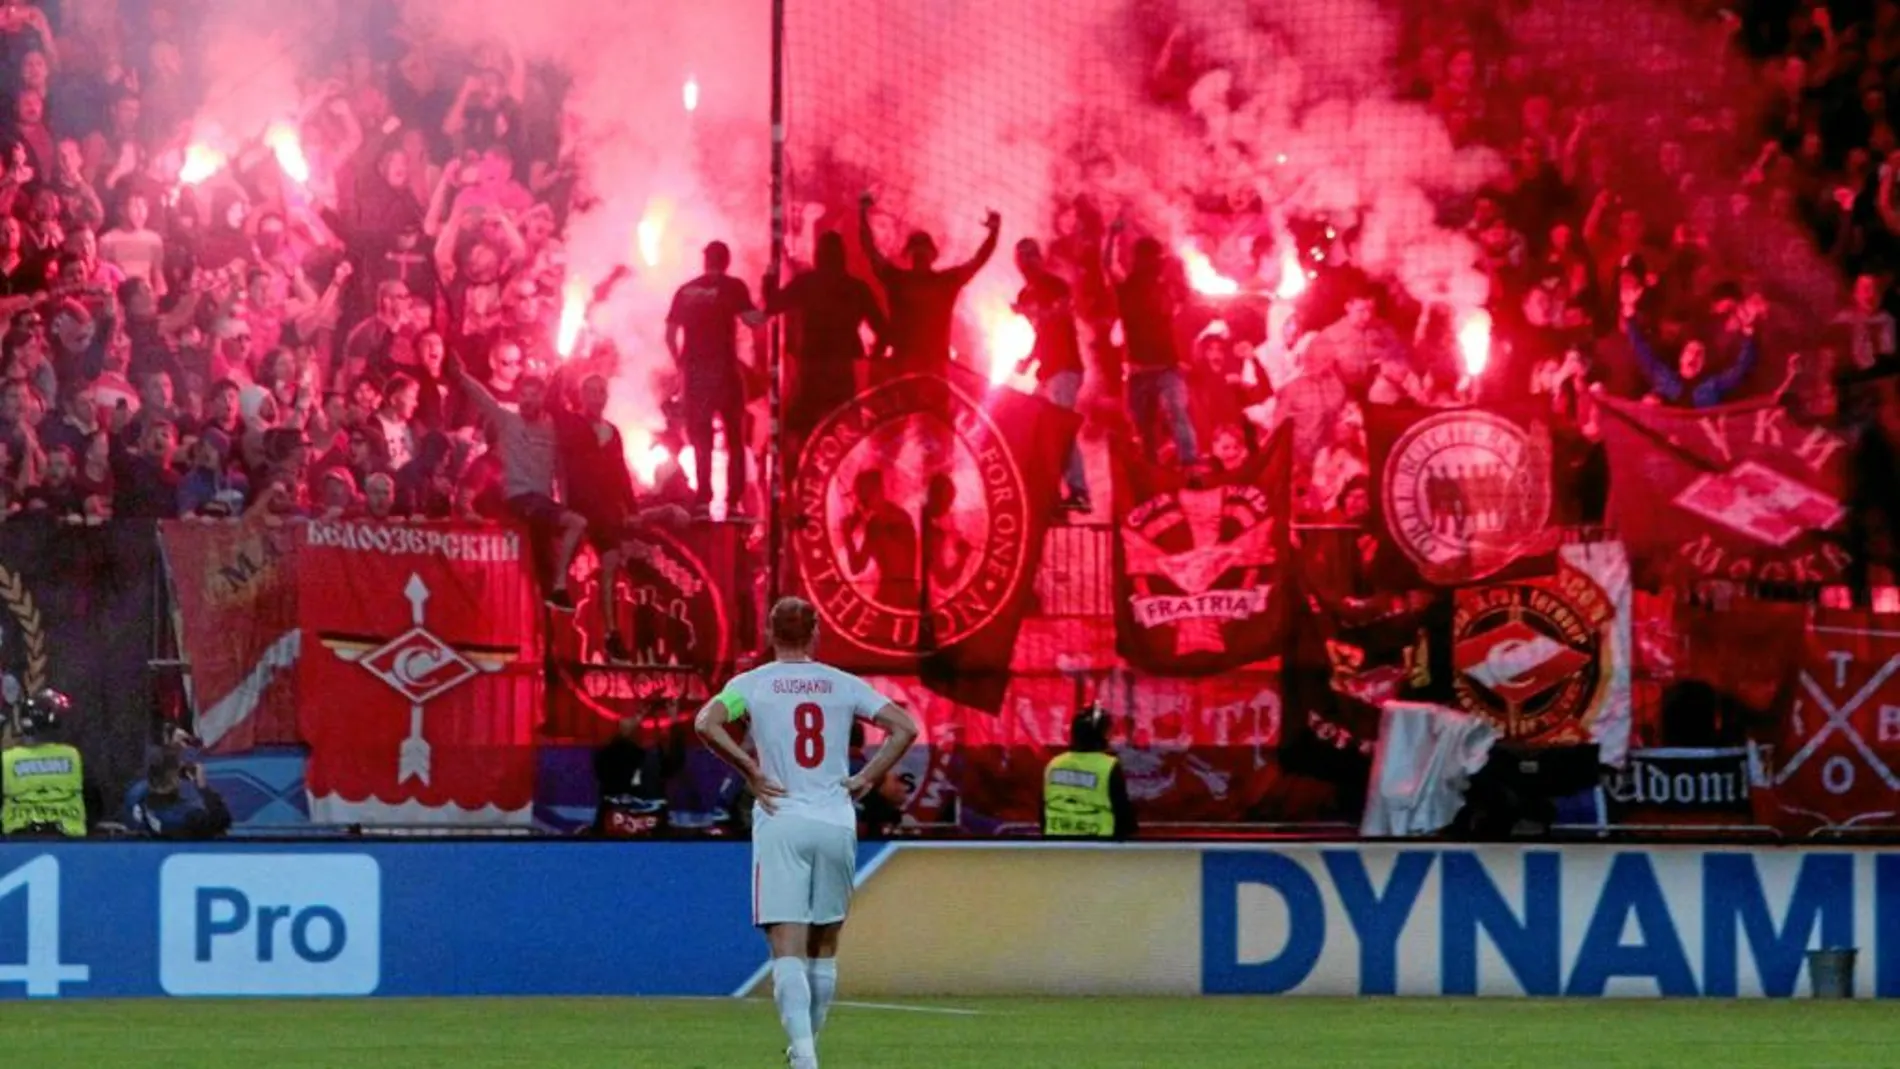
[544,523,755,743]
[787,368,1078,709]
[1112,429,1291,675]
[160,520,301,753]
[1597,395,1852,584]
[1751,609,1900,835]
[1366,404,1560,588]
[296,521,543,825]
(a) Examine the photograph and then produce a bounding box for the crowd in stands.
[0,0,1882,590]
[0,1,705,535]
[1026,2,1888,547]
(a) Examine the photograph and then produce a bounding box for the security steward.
[1041,703,1137,839]
[2,690,90,838]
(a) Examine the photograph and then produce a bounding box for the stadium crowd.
[0,0,1880,584]
[0,0,711,546]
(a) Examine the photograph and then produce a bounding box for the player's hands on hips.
[750,773,788,814]
[843,772,876,799]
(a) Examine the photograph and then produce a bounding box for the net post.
[765,0,788,647]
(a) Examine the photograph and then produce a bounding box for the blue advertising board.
[2,841,1895,999]
[1200,846,1900,997]
[0,842,772,999]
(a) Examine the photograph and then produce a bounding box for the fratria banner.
[1112,429,1291,675]
[1596,395,1852,584]
[787,367,1078,708]
[1751,609,1900,835]
[1366,404,1559,587]
[165,520,542,825]
[1448,541,1633,766]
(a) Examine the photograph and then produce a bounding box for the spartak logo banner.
[1751,610,1900,835]
[788,367,1077,705]
[545,523,751,743]
[298,521,542,825]
[1596,395,1852,584]
[158,520,301,753]
[1112,429,1291,675]
[1367,405,1557,588]
[1449,541,1633,766]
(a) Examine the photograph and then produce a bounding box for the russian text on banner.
[158,520,301,753]
[1595,394,1852,584]
[298,520,542,824]
[786,366,1078,709]
[1751,608,1900,835]
[544,523,754,743]
[1112,427,1291,675]
[1365,404,1560,588]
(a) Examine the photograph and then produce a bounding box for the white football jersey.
[713,660,889,828]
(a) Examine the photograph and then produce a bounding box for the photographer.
[123,740,232,840]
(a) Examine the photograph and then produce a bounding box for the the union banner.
[1112,428,1291,675]
[1365,404,1560,588]
[1596,395,1852,584]
[785,366,1078,709]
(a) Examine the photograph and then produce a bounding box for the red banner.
[786,367,1078,709]
[1752,610,1900,834]
[1112,430,1291,675]
[1366,404,1559,587]
[159,520,301,753]
[297,520,542,824]
[544,522,756,743]
[1596,396,1853,584]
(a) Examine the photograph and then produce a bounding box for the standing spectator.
[768,230,886,431]
[856,193,1000,378]
[453,355,585,610]
[374,372,419,470]
[113,417,181,519]
[123,745,232,840]
[665,241,764,520]
[1108,231,1199,468]
[1012,238,1090,513]
[177,434,248,518]
[98,192,164,296]
[394,430,455,519]
[1834,273,1898,373]
[343,279,417,381]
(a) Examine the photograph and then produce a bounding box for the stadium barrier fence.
[1,840,1892,1000]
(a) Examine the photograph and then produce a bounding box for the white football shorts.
[751,813,857,926]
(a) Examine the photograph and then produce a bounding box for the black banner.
[546,522,756,743]
[1112,428,1291,675]
[1366,404,1560,588]
[0,522,158,817]
[1603,747,1753,821]
[786,366,1078,710]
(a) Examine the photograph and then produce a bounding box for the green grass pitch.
[3,996,1895,1068]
